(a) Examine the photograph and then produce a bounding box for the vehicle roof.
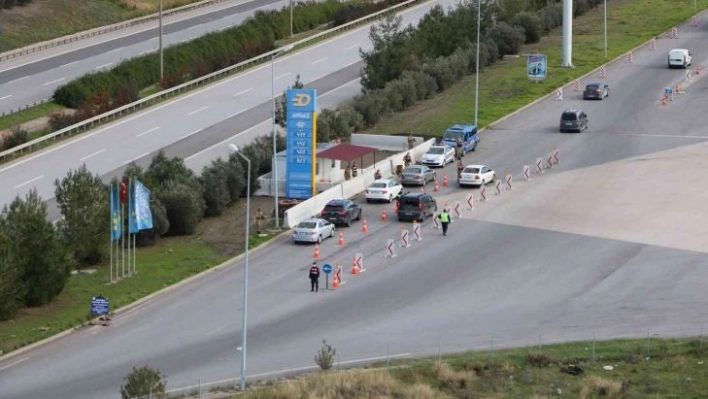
[669,48,689,52]
[299,218,326,224]
[371,179,397,184]
[586,82,606,86]
[446,124,477,131]
[562,109,583,113]
[325,199,348,206]
[400,192,426,198]
[463,164,488,169]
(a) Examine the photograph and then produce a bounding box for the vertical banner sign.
[286,88,317,199]
[527,54,547,81]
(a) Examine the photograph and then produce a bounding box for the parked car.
[320,199,362,227]
[292,218,335,244]
[559,109,588,133]
[441,124,479,155]
[365,179,403,203]
[420,145,455,167]
[400,165,436,186]
[458,164,496,187]
[583,83,610,100]
[396,192,437,222]
[668,48,692,69]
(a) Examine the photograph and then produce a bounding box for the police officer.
[407,133,416,149]
[255,207,266,234]
[455,137,464,160]
[351,161,358,177]
[374,169,382,180]
[438,209,451,236]
[404,152,412,167]
[309,262,320,292]
[457,159,464,179]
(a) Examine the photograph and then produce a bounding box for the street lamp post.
[228,143,251,392]
[474,0,481,127]
[159,0,164,81]
[290,0,294,38]
[270,44,294,229]
[604,0,607,59]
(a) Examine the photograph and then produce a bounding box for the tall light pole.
[228,143,251,392]
[474,0,481,127]
[604,0,607,59]
[159,0,164,81]
[290,0,294,38]
[271,44,294,229]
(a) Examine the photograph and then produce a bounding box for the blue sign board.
[91,296,110,315]
[322,264,332,274]
[527,54,547,80]
[665,87,673,95]
[286,88,317,199]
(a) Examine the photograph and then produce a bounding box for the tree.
[275,74,304,128]
[119,365,167,399]
[146,151,206,218]
[199,161,231,217]
[360,13,412,91]
[2,190,72,306]
[0,232,24,321]
[314,339,337,371]
[54,164,109,266]
[156,182,203,236]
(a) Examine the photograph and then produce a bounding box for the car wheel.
[318,235,323,244]
[388,194,393,203]
[481,179,486,186]
[345,217,351,227]
[329,228,334,238]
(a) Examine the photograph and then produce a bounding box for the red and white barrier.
[505,173,512,191]
[553,148,559,165]
[650,38,656,51]
[626,51,633,63]
[691,17,698,27]
[523,165,531,181]
[431,214,440,229]
[600,65,606,79]
[547,153,554,169]
[573,80,580,91]
[453,201,461,219]
[334,264,345,287]
[399,226,410,248]
[480,184,487,202]
[495,180,502,195]
[686,70,692,82]
[352,253,365,273]
[671,26,678,39]
[385,239,397,258]
[465,193,475,211]
[413,221,422,241]
[555,88,563,101]
[535,158,543,174]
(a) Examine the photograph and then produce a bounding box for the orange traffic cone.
[332,278,339,289]
[661,95,667,106]
[361,218,368,233]
[443,174,449,187]
[420,186,426,193]
[338,231,345,246]
[314,244,320,259]
[434,180,439,192]
[381,207,388,221]
[675,84,681,93]
[351,259,360,274]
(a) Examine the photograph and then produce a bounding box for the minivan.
[396,193,437,222]
[668,48,692,69]
[559,109,588,133]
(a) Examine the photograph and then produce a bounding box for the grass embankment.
[365,0,708,136]
[0,102,66,132]
[0,0,205,52]
[238,337,708,398]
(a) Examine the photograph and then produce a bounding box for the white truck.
[668,48,692,69]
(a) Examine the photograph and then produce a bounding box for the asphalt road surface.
[2,9,708,399]
[0,0,290,114]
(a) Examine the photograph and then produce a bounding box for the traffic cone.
[675,84,681,93]
[314,244,320,259]
[338,231,345,246]
[361,218,368,233]
[661,95,667,106]
[434,180,439,192]
[420,186,426,193]
[443,174,449,187]
[332,272,340,288]
[381,207,388,221]
[351,257,360,275]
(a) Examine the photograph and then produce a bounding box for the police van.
[441,124,479,155]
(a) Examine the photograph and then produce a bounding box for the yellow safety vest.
[440,212,450,222]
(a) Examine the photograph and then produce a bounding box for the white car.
[365,179,402,203]
[458,164,496,187]
[292,218,335,244]
[420,145,455,167]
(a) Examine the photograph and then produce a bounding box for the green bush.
[487,21,525,57]
[513,11,543,44]
[199,161,231,217]
[157,182,203,236]
[1,126,28,151]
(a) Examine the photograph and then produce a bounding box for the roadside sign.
[665,87,673,95]
[527,54,547,81]
[91,296,109,316]
[322,264,332,274]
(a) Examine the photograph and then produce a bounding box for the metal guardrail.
[0,0,421,162]
[0,98,50,120]
[0,0,236,62]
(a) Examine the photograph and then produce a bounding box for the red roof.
[317,143,377,162]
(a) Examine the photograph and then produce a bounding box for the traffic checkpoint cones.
[351,253,365,274]
[381,207,388,221]
[434,180,440,192]
[338,231,345,246]
[661,95,668,106]
[314,244,320,259]
[443,174,449,187]
[420,186,426,193]
[332,263,343,289]
[362,218,368,233]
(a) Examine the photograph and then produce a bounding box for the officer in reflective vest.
[438,209,451,236]
[309,262,320,292]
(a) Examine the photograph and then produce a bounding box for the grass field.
[232,336,708,398]
[365,0,708,136]
[0,0,205,52]
[0,101,66,132]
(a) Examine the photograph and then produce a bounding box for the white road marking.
[60,61,78,68]
[0,95,12,100]
[181,128,203,140]
[94,62,114,70]
[14,175,44,189]
[233,88,253,97]
[311,57,327,65]
[275,72,291,80]
[205,324,230,336]
[136,126,160,138]
[345,44,359,51]
[79,148,106,161]
[42,78,65,86]
[0,357,30,372]
[188,106,209,116]
[124,152,150,166]
[7,76,29,84]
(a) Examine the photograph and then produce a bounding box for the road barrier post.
[535,158,543,175]
[495,180,502,196]
[465,193,475,211]
[413,221,422,241]
[454,201,461,219]
[399,226,410,248]
[505,173,512,191]
[523,165,531,181]
[480,184,487,202]
[385,239,397,258]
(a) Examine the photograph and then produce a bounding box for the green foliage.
[487,21,525,57]
[119,365,167,399]
[512,11,543,44]
[275,74,304,128]
[1,126,29,151]
[1,0,33,10]
[199,161,231,217]
[54,164,109,266]
[0,232,24,321]
[157,182,203,236]
[314,339,337,371]
[1,190,71,307]
[360,13,411,92]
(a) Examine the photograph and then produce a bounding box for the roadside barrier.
[412,220,422,241]
[431,215,439,229]
[535,158,543,175]
[495,180,502,196]
[626,51,633,63]
[573,80,580,91]
[600,65,606,79]
[351,253,364,274]
[453,201,461,219]
[480,184,487,202]
[332,263,344,288]
[547,153,554,169]
[553,148,560,165]
[650,38,657,50]
[399,226,411,248]
[692,17,698,27]
[523,165,531,181]
[465,193,474,211]
[671,26,678,38]
[555,88,563,101]
[505,173,512,191]
[385,239,397,258]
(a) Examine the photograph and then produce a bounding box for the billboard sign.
[527,54,547,80]
[91,296,110,316]
[286,89,317,199]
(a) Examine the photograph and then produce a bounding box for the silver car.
[292,218,335,244]
[400,165,436,186]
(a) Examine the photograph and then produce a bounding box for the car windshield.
[463,167,480,173]
[405,167,422,174]
[561,113,577,121]
[297,222,317,229]
[586,85,599,90]
[443,131,462,140]
[370,182,387,188]
[324,205,344,211]
[400,198,420,206]
[427,147,445,154]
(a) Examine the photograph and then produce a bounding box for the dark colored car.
[559,109,588,133]
[320,199,362,227]
[583,83,610,100]
[396,192,437,222]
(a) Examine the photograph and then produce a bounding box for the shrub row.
[0,0,33,10]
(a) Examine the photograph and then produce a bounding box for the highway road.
[2,7,708,399]
[0,0,293,114]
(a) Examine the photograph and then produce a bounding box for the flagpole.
[127,179,132,277]
[109,185,114,284]
[121,202,125,279]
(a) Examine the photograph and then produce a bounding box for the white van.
[668,48,692,69]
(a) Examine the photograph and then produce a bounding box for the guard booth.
[315,143,378,183]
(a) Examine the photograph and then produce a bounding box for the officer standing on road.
[352,161,358,177]
[404,152,412,167]
[374,169,382,180]
[309,262,321,292]
[457,159,464,179]
[438,209,451,236]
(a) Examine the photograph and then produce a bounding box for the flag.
[120,178,128,204]
[110,184,122,241]
[128,179,139,234]
[134,179,154,230]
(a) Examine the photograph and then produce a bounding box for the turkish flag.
[120,179,128,204]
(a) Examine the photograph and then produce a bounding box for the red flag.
[120,178,128,204]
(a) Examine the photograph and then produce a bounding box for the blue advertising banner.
[527,54,547,80]
[286,88,317,199]
[91,296,110,315]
